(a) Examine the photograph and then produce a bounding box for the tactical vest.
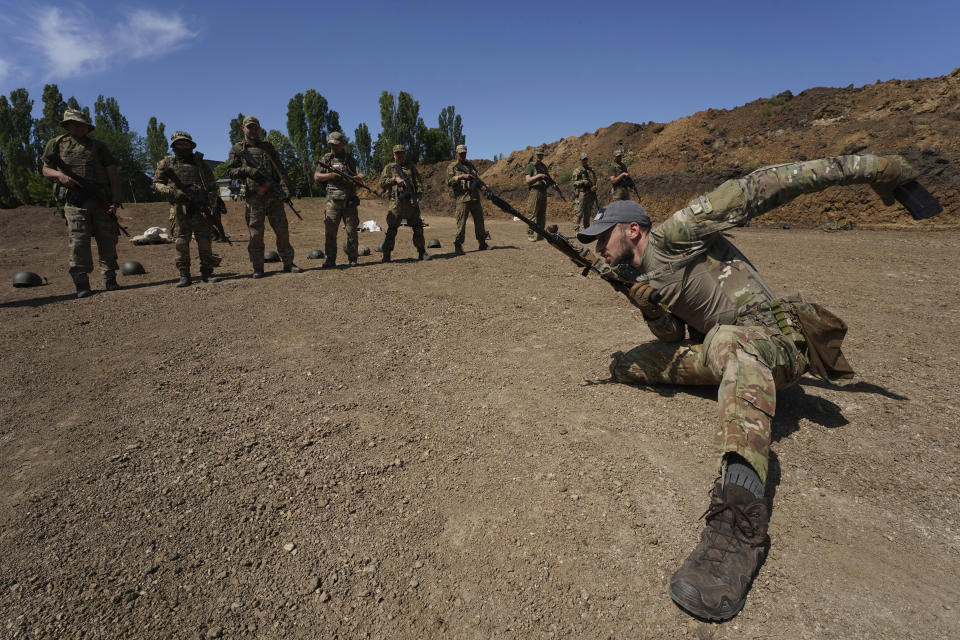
[158,155,212,203]
[51,134,111,186]
[527,161,549,191]
[233,141,281,198]
[610,162,631,200]
[573,166,596,194]
[320,151,358,201]
[448,160,480,202]
[384,162,419,207]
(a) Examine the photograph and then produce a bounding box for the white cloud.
[20,5,196,79]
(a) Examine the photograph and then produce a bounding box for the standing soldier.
[571,152,599,232]
[379,145,430,262]
[524,146,550,242]
[153,131,220,287]
[445,144,489,255]
[41,109,123,298]
[315,131,363,268]
[224,116,301,278]
[608,149,633,201]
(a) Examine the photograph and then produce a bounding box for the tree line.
[1,84,466,207]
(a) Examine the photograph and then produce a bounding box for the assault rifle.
[49,159,129,237]
[316,160,384,199]
[394,165,420,210]
[239,149,303,219]
[537,167,566,201]
[476,182,643,296]
[613,162,642,201]
[159,167,228,242]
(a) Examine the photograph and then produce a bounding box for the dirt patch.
[1,201,958,638]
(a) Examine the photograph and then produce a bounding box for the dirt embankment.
[415,69,960,229]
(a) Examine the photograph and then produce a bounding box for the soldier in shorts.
[576,154,920,621]
[41,109,123,298]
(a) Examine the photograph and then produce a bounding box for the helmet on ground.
[121,260,146,275]
[264,251,281,262]
[308,249,324,259]
[427,238,441,248]
[12,272,44,287]
[358,246,371,256]
[376,242,384,253]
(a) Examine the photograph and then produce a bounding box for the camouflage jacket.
[224,140,286,199]
[608,161,631,200]
[572,165,597,196]
[42,134,117,197]
[525,160,550,191]
[380,161,423,210]
[628,154,916,342]
[153,154,218,213]
[318,151,360,201]
[446,159,482,203]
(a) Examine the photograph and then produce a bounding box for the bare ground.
[1,200,958,639]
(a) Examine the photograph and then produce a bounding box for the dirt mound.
[417,69,960,229]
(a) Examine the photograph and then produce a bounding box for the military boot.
[418,251,431,261]
[321,258,336,269]
[454,243,465,256]
[282,264,303,273]
[72,273,92,299]
[104,273,119,291]
[176,270,192,287]
[478,240,489,250]
[669,483,770,621]
[381,252,391,263]
[200,269,219,283]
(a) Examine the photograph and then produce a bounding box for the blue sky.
[1,0,958,163]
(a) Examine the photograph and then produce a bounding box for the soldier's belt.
[736,297,805,344]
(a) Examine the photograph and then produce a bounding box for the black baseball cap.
[577,200,651,243]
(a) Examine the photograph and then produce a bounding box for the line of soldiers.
[39,105,932,625]
[40,108,642,294]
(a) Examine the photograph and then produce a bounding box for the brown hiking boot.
[669,483,770,621]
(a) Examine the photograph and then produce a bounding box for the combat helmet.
[264,250,281,262]
[121,260,146,275]
[308,249,324,259]
[12,272,45,287]
[170,131,197,149]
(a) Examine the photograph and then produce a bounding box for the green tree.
[286,93,312,195]
[354,122,372,174]
[33,84,67,169]
[0,88,36,206]
[229,112,245,145]
[303,89,329,164]
[438,105,464,158]
[265,129,302,195]
[145,116,167,170]
[90,94,152,202]
[420,127,452,164]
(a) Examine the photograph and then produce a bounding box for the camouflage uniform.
[153,135,219,275]
[607,154,915,483]
[318,149,361,262]
[571,161,598,231]
[42,132,120,279]
[224,135,294,271]
[608,157,631,201]
[525,157,550,240]
[379,157,426,255]
[446,155,487,248]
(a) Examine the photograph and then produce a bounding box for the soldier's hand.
[105,202,119,216]
[395,177,407,186]
[57,173,79,188]
[627,281,663,317]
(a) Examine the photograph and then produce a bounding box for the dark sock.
[723,454,765,499]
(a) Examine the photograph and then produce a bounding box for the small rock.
[283,543,296,553]
[319,591,330,602]
[206,627,222,639]
[231,601,242,611]
[302,576,321,595]
[413,560,424,569]
[409,579,419,589]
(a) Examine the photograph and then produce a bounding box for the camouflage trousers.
[573,191,598,231]
[454,200,486,246]
[245,194,293,270]
[170,207,214,273]
[382,205,425,254]
[526,189,547,240]
[324,198,359,261]
[64,201,119,277]
[609,324,809,484]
